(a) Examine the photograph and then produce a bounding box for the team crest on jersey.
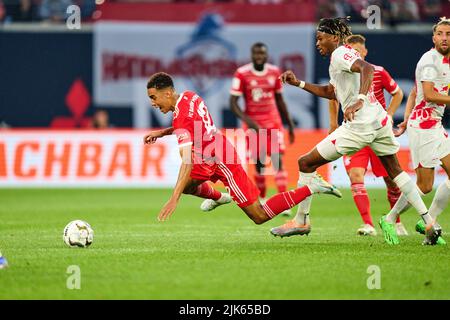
[175,14,237,97]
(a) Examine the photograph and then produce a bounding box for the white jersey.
[410,48,450,129]
[329,45,387,132]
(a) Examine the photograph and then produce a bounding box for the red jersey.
[172,91,238,164]
[371,64,399,109]
[230,63,283,129]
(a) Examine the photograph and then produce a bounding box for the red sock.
[262,186,312,219]
[387,186,402,223]
[351,183,373,226]
[194,183,221,200]
[255,173,267,198]
[275,170,288,193]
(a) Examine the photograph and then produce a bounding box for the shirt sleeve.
[230,70,244,96]
[332,46,362,73]
[172,101,194,148]
[418,52,439,83]
[380,68,399,94]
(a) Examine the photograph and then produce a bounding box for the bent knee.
[183,185,197,195]
[298,156,309,172]
[349,171,365,183]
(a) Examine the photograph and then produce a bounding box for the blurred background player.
[144,72,341,224]
[386,18,450,245]
[91,109,112,129]
[0,250,7,269]
[230,42,295,215]
[270,17,442,245]
[327,34,406,236]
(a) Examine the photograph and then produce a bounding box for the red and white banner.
[93,20,316,129]
[0,130,181,187]
[1,130,448,188]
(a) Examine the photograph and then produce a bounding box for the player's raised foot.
[357,224,377,236]
[395,222,409,236]
[0,255,8,270]
[416,220,446,245]
[308,174,342,198]
[378,215,399,245]
[270,220,311,238]
[280,209,292,217]
[200,193,232,212]
[423,222,444,246]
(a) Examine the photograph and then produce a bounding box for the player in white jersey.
[270,17,442,245]
[384,18,450,245]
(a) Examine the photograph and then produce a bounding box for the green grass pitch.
[0,188,449,299]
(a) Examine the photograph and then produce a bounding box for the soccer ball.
[63,220,94,247]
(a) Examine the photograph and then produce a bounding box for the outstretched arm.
[275,92,295,144]
[280,70,336,100]
[143,127,174,144]
[158,144,193,221]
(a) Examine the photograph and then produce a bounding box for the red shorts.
[343,146,387,177]
[190,162,260,208]
[246,127,286,161]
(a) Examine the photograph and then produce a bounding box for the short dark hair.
[345,34,366,45]
[251,42,267,51]
[147,72,174,90]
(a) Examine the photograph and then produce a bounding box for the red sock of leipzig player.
[351,183,373,226]
[193,183,222,200]
[387,186,402,223]
[275,170,288,193]
[254,173,267,198]
[262,187,312,219]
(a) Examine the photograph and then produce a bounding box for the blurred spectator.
[91,109,113,129]
[363,0,393,27]
[0,120,11,129]
[422,0,442,23]
[2,0,35,22]
[39,0,73,22]
[391,0,420,24]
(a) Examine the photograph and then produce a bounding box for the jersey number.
[197,101,216,138]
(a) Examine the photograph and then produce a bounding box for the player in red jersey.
[143,72,341,223]
[230,43,295,215]
[333,35,406,236]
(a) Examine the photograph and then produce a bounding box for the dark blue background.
[0,29,444,128]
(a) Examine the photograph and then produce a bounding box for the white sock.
[394,172,433,224]
[217,193,230,204]
[385,187,424,223]
[386,193,409,223]
[294,172,314,225]
[429,179,450,219]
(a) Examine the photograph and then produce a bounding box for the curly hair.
[317,17,353,44]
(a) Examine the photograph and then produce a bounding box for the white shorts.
[407,126,450,169]
[317,122,400,161]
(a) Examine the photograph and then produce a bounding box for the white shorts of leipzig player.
[407,125,450,169]
[317,120,400,161]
